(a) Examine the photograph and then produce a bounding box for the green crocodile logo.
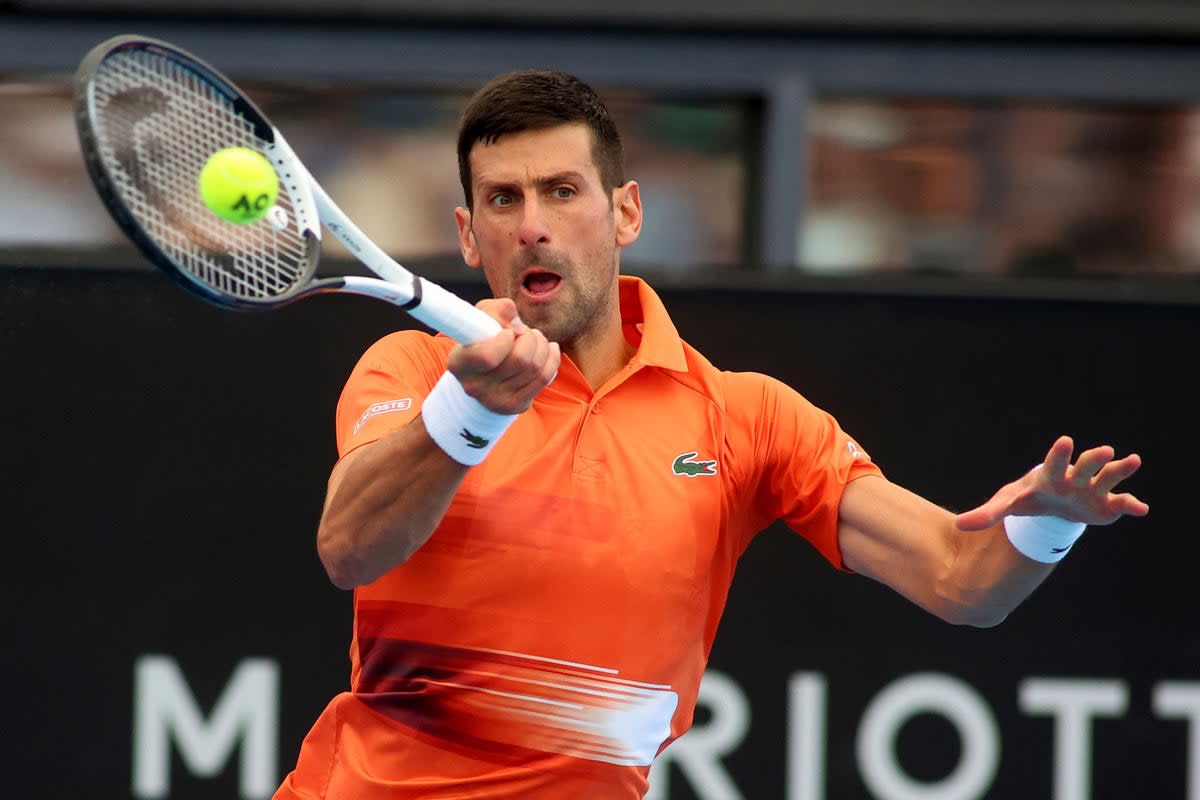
[460,428,489,449]
[672,451,717,477]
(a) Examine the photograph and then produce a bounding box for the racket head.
[75,35,321,310]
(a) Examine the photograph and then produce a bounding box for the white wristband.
[1004,515,1087,564]
[421,371,517,466]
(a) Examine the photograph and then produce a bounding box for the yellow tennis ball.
[198,147,279,223]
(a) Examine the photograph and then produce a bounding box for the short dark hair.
[456,70,625,209]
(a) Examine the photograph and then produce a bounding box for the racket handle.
[338,275,499,344]
[408,278,502,345]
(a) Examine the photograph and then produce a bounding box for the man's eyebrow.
[476,171,588,193]
[534,170,587,188]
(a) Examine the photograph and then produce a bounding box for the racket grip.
[408,277,502,345]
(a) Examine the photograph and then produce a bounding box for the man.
[273,70,1147,800]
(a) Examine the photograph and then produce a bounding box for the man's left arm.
[836,435,1149,626]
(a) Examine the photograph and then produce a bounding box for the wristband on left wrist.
[1003,514,1087,564]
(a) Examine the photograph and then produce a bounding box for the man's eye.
[552,187,575,199]
[491,194,514,207]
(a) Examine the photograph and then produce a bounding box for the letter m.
[133,655,279,799]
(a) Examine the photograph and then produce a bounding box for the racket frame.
[75,34,501,344]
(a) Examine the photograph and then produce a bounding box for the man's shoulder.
[362,328,454,361]
[694,362,812,424]
[676,343,780,395]
[346,329,454,387]
[665,343,790,415]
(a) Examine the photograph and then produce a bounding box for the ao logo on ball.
[198,147,280,224]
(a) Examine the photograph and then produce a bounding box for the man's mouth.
[521,270,562,297]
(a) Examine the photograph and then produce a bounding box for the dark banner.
[13,0,1200,37]
[4,265,1191,799]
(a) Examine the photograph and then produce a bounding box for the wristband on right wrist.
[1004,514,1087,564]
[421,371,517,466]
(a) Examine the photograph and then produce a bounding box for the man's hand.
[447,297,560,415]
[956,435,1149,531]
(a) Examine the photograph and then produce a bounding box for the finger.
[1068,444,1116,487]
[1110,492,1150,517]
[449,327,516,375]
[498,329,551,392]
[543,341,562,384]
[507,338,560,394]
[1042,435,1075,480]
[525,335,559,388]
[475,297,526,332]
[1091,452,1142,494]
[955,484,1021,531]
[488,336,558,414]
[955,505,1005,532]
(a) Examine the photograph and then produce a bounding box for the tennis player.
[272,70,1148,800]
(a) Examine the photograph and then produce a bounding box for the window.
[0,82,124,248]
[0,79,747,271]
[804,98,1200,278]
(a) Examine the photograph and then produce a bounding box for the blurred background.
[9,0,1200,284]
[2,3,1197,799]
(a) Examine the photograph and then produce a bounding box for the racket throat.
[336,275,421,309]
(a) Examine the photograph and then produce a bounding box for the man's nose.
[517,197,551,247]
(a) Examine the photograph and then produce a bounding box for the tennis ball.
[198,147,279,223]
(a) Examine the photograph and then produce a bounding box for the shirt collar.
[620,275,688,372]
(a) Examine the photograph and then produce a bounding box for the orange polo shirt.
[274,276,879,800]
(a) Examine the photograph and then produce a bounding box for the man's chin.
[523,310,578,345]
[524,315,561,341]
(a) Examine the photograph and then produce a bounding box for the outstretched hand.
[955,435,1149,532]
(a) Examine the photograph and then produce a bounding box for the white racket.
[74,34,500,345]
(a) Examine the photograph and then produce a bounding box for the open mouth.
[521,270,562,297]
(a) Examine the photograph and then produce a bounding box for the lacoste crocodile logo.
[460,428,489,449]
[673,451,717,477]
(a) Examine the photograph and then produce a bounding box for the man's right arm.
[316,299,559,589]
[316,420,471,589]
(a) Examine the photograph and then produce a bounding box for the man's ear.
[614,181,642,248]
[454,206,482,269]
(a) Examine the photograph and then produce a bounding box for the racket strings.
[90,48,315,300]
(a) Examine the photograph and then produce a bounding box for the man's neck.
[564,315,636,391]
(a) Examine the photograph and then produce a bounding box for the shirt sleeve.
[726,371,881,570]
[334,330,452,459]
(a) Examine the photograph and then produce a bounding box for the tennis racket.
[74,34,500,345]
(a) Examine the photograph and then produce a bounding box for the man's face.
[455,124,640,347]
